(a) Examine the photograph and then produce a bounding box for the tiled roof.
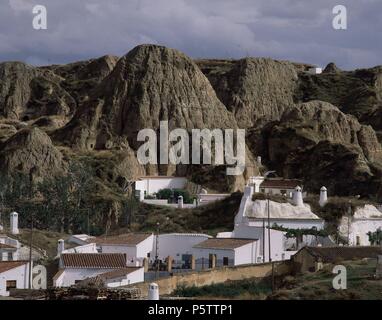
[193,238,257,250]
[260,179,301,189]
[299,246,382,262]
[61,253,126,268]
[0,261,28,274]
[95,233,152,246]
[0,243,16,250]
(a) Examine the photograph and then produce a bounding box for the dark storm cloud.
[0,0,381,69]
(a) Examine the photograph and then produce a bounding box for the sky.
[0,0,381,69]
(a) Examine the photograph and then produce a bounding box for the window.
[147,253,150,258]
[223,257,229,266]
[6,280,17,291]
[356,236,361,246]
[8,252,13,261]
[260,189,265,193]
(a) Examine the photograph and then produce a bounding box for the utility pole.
[267,198,272,262]
[155,222,160,279]
[28,168,36,290]
[262,217,265,263]
[347,203,351,246]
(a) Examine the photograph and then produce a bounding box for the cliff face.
[0,55,117,122]
[0,127,65,177]
[261,101,382,196]
[0,44,381,199]
[59,45,238,151]
[197,58,299,129]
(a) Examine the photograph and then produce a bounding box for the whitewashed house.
[192,238,260,268]
[53,253,143,287]
[154,233,211,265]
[96,233,154,266]
[308,67,323,75]
[0,261,30,296]
[339,205,382,246]
[259,178,302,198]
[235,186,324,231]
[135,176,188,201]
[0,234,20,261]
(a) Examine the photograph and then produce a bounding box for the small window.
[223,257,229,266]
[260,189,265,193]
[8,252,13,261]
[6,280,17,291]
[147,253,151,258]
[356,236,361,246]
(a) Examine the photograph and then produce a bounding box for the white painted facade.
[135,176,187,200]
[308,67,323,75]
[339,205,382,246]
[153,233,211,261]
[192,240,260,267]
[197,193,230,205]
[61,243,98,255]
[54,266,145,288]
[54,268,115,287]
[0,262,30,296]
[105,268,144,288]
[68,234,95,246]
[0,235,20,261]
[100,234,154,266]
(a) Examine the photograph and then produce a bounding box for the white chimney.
[178,196,184,209]
[148,283,159,300]
[319,186,328,207]
[10,212,19,235]
[57,239,65,256]
[244,185,254,197]
[292,186,304,207]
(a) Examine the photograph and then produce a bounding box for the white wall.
[135,177,188,196]
[106,268,144,287]
[54,268,115,287]
[192,248,235,268]
[0,263,29,296]
[234,241,260,265]
[233,225,285,262]
[247,219,324,231]
[61,243,98,255]
[153,234,210,261]
[100,235,154,267]
[339,218,382,246]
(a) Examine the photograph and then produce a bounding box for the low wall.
[128,261,292,298]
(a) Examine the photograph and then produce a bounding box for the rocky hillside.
[0,44,381,231]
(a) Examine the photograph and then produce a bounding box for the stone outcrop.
[0,127,65,177]
[197,58,299,128]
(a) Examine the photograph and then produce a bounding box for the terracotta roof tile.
[95,233,152,246]
[61,253,126,268]
[193,238,257,250]
[0,261,28,274]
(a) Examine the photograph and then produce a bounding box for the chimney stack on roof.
[57,239,65,256]
[292,186,304,207]
[10,212,19,235]
[319,186,328,207]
